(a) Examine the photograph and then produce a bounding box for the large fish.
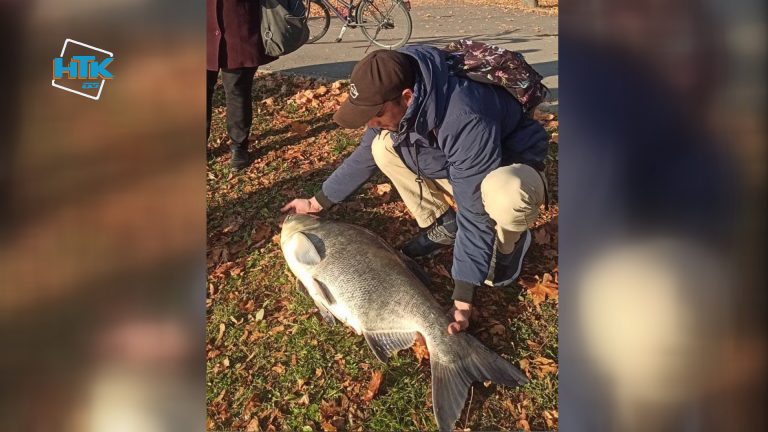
[280,214,528,431]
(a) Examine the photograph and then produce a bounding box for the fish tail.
[430,335,528,432]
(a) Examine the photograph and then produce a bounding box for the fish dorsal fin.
[291,232,322,266]
[363,330,418,363]
[297,279,336,326]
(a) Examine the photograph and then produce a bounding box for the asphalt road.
[262,4,558,112]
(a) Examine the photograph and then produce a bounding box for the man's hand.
[447,300,472,334]
[280,197,323,215]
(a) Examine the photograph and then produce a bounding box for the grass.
[206,72,559,431]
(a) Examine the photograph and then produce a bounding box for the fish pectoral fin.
[313,299,337,325]
[313,279,336,305]
[298,280,337,326]
[363,330,418,363]
[291,232,323,266]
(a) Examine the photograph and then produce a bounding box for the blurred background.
[0,0,764,431]
[560,0,766,431]
[0,1,205,431]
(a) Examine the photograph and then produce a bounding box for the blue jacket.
[315,45,549,299]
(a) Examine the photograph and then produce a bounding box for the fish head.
[280,213,322,247]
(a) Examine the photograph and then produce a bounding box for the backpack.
[443,40,549,115]
[261,0,310,57]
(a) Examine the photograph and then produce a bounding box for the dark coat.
[207,0,276,70]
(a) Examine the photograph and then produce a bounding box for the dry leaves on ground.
[412,333,430,363]
[519,356,558,379]
[522,272,558,307]
[362,370,384,402]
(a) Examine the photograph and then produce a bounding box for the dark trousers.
[206,67,257,149]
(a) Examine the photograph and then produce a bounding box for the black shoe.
[401,209,457,258]
[485,229,532,287]
[230,144,252,170]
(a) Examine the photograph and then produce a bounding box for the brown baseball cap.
[333,50,415,129]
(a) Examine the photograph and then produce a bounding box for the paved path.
[262,4,558,112]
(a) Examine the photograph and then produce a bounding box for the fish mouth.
[280,213,322,246]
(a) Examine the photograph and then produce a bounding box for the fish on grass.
[280,214,528,432]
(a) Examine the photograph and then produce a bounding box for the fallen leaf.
[373,183,391,195]
[503,399,517,416]
[489,323,506,335]
[362,370,384,402]
[533,356,558,377]
[519,358,530,376]
[271,364,285,374]
[255,308,265,321]
[298,393,310,405]
[209,246,230,266]
[412,333,430,363]
[526,340,542,351]
[229,241,248,255]
[245,418,261,432]
[524,273,559,307]
[516,418,531,432]
[320,421,337,432]
[543,410,558,429]
[222,217,243,233]
[215,323,225,344]
[315,86,329,96]
[534,110,556,122]
[289,121,310,136]
[371,183,392,202]
[251,224,271,245]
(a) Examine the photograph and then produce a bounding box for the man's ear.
[402,88,414,107]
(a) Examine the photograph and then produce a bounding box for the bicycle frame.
[313,0,359,27]
[311,0,405,30]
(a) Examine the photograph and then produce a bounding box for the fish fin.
[430,334,528,432]
[363,330,418,363]
[291,232,323,266]
[314,301,336,325]
[400,253,432,287]
[297,280,336,326]
[314,279,336,305]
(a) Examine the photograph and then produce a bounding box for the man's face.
[365,89,412,132]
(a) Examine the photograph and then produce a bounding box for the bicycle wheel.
[356,0,412,49]
[304,0,331,44]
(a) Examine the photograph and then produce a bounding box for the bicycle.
[303,0,413,50]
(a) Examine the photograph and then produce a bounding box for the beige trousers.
[371,131,546,254]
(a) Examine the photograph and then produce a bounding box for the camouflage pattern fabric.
[444,40,549,115]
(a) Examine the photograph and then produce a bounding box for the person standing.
[207,0,276,170]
